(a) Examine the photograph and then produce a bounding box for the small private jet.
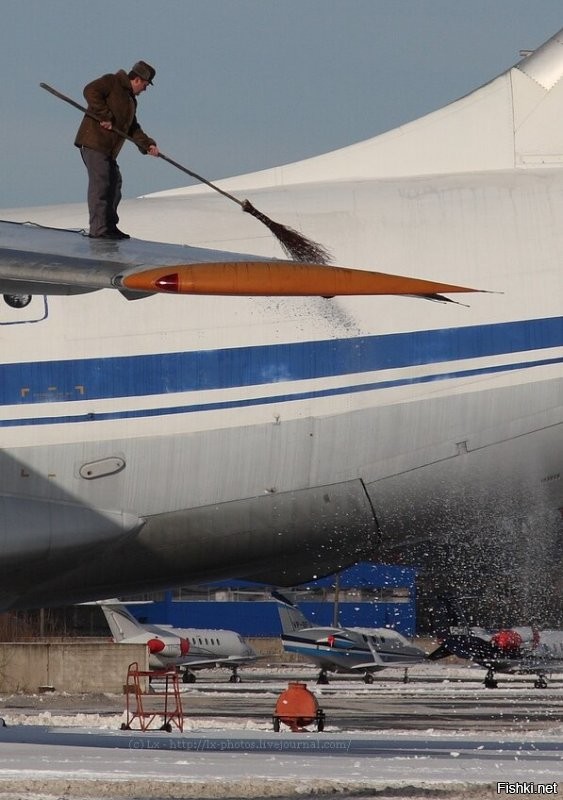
[274,592,426,684]
[428,596,563,688]
[97,600,259,682]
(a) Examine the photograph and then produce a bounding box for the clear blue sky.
[2,0,562,208]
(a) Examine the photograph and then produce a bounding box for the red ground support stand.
[121,662,184,732]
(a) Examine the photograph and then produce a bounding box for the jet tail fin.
[272,591,312,634]
[187,27,563,191]
[432,594,471,638]
[98,602,145,642]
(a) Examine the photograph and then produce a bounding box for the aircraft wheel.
[484,668,498,689]
[182,671,196,684]
[160,722,172,733]
[363,673,374,684]
[534,677,548,689]
[273,717,280,732]
[229,674,242,683]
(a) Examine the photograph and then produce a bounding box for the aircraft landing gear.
[534,675,548,689]
[363,672,374,684]
[316,670,330,685]
[182,669,196,684]
[229,668,242,683]
[484,668,498,689]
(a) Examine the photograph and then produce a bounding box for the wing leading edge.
[0,220,484,300]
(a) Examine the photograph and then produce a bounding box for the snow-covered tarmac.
[0,663,561,799]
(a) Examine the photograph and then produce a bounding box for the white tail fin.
[152,26,563,196]
[273,591,312,634]
[99,603,144,642]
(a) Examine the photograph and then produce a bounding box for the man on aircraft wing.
[75,61,160,241]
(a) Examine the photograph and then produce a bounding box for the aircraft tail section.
[150,27,563,196]
[98,601,145,643]
[272,591,312,634]
[428,634,497,663]
[432,594,471,639]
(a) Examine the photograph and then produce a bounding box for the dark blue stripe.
[1,316,561,407]
[1,355,560,428]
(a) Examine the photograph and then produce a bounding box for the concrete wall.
[246,636,301,663]
[0,641,148,693]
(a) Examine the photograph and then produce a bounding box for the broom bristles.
[242,200,333,265]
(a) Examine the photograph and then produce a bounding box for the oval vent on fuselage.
[79,457,126,479]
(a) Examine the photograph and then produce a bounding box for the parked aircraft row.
[97,594,427,684]
[0,25,560,611]
[98,594,563,689]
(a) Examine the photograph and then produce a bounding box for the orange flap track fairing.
[121,261,481,297]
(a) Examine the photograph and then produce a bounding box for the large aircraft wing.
[0,219,483,301]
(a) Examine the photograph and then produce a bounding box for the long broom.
[40,83,333,264]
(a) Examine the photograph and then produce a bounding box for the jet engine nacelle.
[146,637,189,659]
[491,630,523,652]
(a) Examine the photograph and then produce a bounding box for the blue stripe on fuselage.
[0,353,560,427]
[1,316,562,407]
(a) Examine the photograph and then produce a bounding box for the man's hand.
[147,144,160,157]
[100,120,113,130]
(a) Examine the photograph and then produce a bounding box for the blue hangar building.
[127,563,417,638]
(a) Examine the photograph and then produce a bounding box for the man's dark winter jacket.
[74,70,155,158]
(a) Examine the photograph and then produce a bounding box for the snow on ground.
[0,663,561,799]
[0,736,560,800]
